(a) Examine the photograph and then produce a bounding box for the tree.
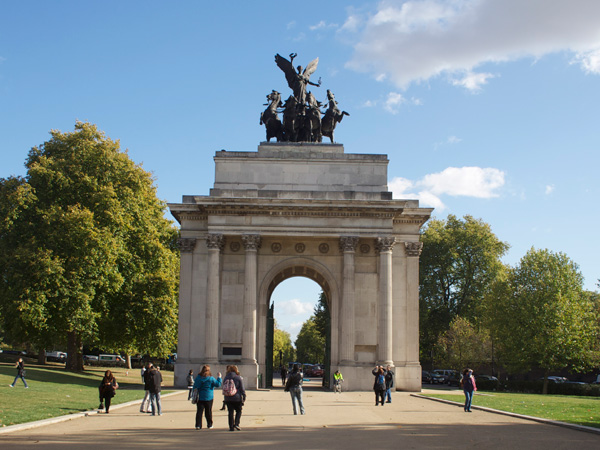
[313,291,329,340]
[295,316,325,363]
[273,324,295,368]
[436,316,491,371]
[0,122,179,370]
[489,248,600,393]
[419,215,509,362]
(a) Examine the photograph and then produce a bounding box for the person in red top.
[461,368,477,412]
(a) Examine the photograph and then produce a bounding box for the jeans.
[11,374,28,388]
[140,390,150,412]
[375,389,385,405]
[149,392,162,415]
[385,388,392,402]
[289,386,305,414]
[226,401,243,429]
[464,390,473,411]
[196,399,213,428]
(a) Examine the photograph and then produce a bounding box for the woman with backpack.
[460,368,477,412]
[284,363,305,415]
[98,370,118,413]
[192,365,222,429]
[372,366,386,406]
[223,365,246,431]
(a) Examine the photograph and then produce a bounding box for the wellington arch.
[169,142,432,391]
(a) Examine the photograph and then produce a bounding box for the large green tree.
[0,122,179,370]
[295,316,325,363]
[488,248,599,393]
[273,324,295,368]
[436,316,491,371]
[419,215,509,362]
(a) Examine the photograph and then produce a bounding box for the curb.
[0,390,185,435]
[411,394,600,436]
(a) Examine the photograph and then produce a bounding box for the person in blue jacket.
[192,364,222,429]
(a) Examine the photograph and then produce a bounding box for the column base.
[237,362,259,389]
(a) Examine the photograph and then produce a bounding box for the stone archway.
[169,143,432,391]
[256,257,340,387]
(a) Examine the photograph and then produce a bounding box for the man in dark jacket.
[384,365,395,403]
[148,365,163,416]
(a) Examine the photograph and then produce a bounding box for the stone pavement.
[1,384,599,449]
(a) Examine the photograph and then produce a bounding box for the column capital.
[339,236,360,253]
[404,241,423,257]
[178,238,197,253]
[206,233,225,250]
[375,236,396,253]
[242,234,262,251]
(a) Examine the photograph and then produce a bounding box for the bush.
[476,379,600,396]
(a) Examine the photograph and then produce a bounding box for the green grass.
[422,392,600,429]
[0,360,173,427]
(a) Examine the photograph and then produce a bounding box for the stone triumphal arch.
[169,143,432,391]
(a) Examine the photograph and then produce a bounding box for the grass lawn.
[422,391,600,429]
[0,360,174,427]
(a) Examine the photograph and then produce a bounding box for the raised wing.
[275,54,297,89]
[303,57,319,78]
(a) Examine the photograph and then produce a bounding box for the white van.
[46,351,67,362]
[98,354,126,365]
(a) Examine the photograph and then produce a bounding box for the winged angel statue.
[260,53,349,143]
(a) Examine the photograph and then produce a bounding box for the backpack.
[376,374,385,390]
[222,378,237,397]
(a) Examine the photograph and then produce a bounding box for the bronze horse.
[299,92,322,143]
[282,95,300,142]
[321,90,349,143]
[260,90,283,142]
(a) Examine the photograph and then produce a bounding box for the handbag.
[191,388,200,404]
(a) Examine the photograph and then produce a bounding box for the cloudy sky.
[2,1,599,343]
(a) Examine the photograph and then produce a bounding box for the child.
[187,369,194,400]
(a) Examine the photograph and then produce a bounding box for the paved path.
[1,386,599,449]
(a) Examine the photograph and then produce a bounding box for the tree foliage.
[419,215,509,361]
[273,323,295,367]
[295,316,325,363]
[488,248,600,392]
[436,316,491,371]
[0,122,179,370]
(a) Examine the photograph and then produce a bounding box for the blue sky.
[2,1,599,343]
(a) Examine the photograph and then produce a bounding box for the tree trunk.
[66,330,84,371]
[126,354,132,370]
[37,348,47,365]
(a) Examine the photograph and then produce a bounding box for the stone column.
[205,233,224,363]
[376,236,396,366]
[176,238,196,364]
[404,241,423,364]
[339,236,359,363]
[241,234,261,364]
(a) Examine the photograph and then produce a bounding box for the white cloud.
[277,298,314,316]
[384,92,405,113]
[310,21,338,31]
[545,184,555,195]
[390,166,505,209]
[346,0,600,89]
[340,14,362,33]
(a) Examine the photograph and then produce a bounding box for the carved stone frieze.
[360,243,371,254]
[295,243,306,253]
[318,243,330,254]
[230,241,241,252]
[271,242,282,253]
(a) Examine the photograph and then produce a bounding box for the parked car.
[98,354,126,365]
[432,369,455,384]
[46,351,67,362]
[538,376,567,383]
[83,355,99,363]
[446,370,461,386]
[430,370,447,384]
[422,371,432,384]
[476,374,498,381]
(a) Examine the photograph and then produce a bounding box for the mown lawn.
[422,391,600,429]
[0,360,173,427]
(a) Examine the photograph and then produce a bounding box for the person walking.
[98,370,118,413]
[140,363,152,413]
[372,366,386,406]
[384,365,395,403]
[333,369,343,393]
[280,365,288,386]
[461,368,477,412]
[148,364,163,416]
[192,365,222,430]
[9,357,28,388]
[187,369,195,400]
[284,363,305,415]
[223,365,246,431]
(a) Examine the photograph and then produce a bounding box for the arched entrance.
[169,142,432,391]
[257,258,338,388]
